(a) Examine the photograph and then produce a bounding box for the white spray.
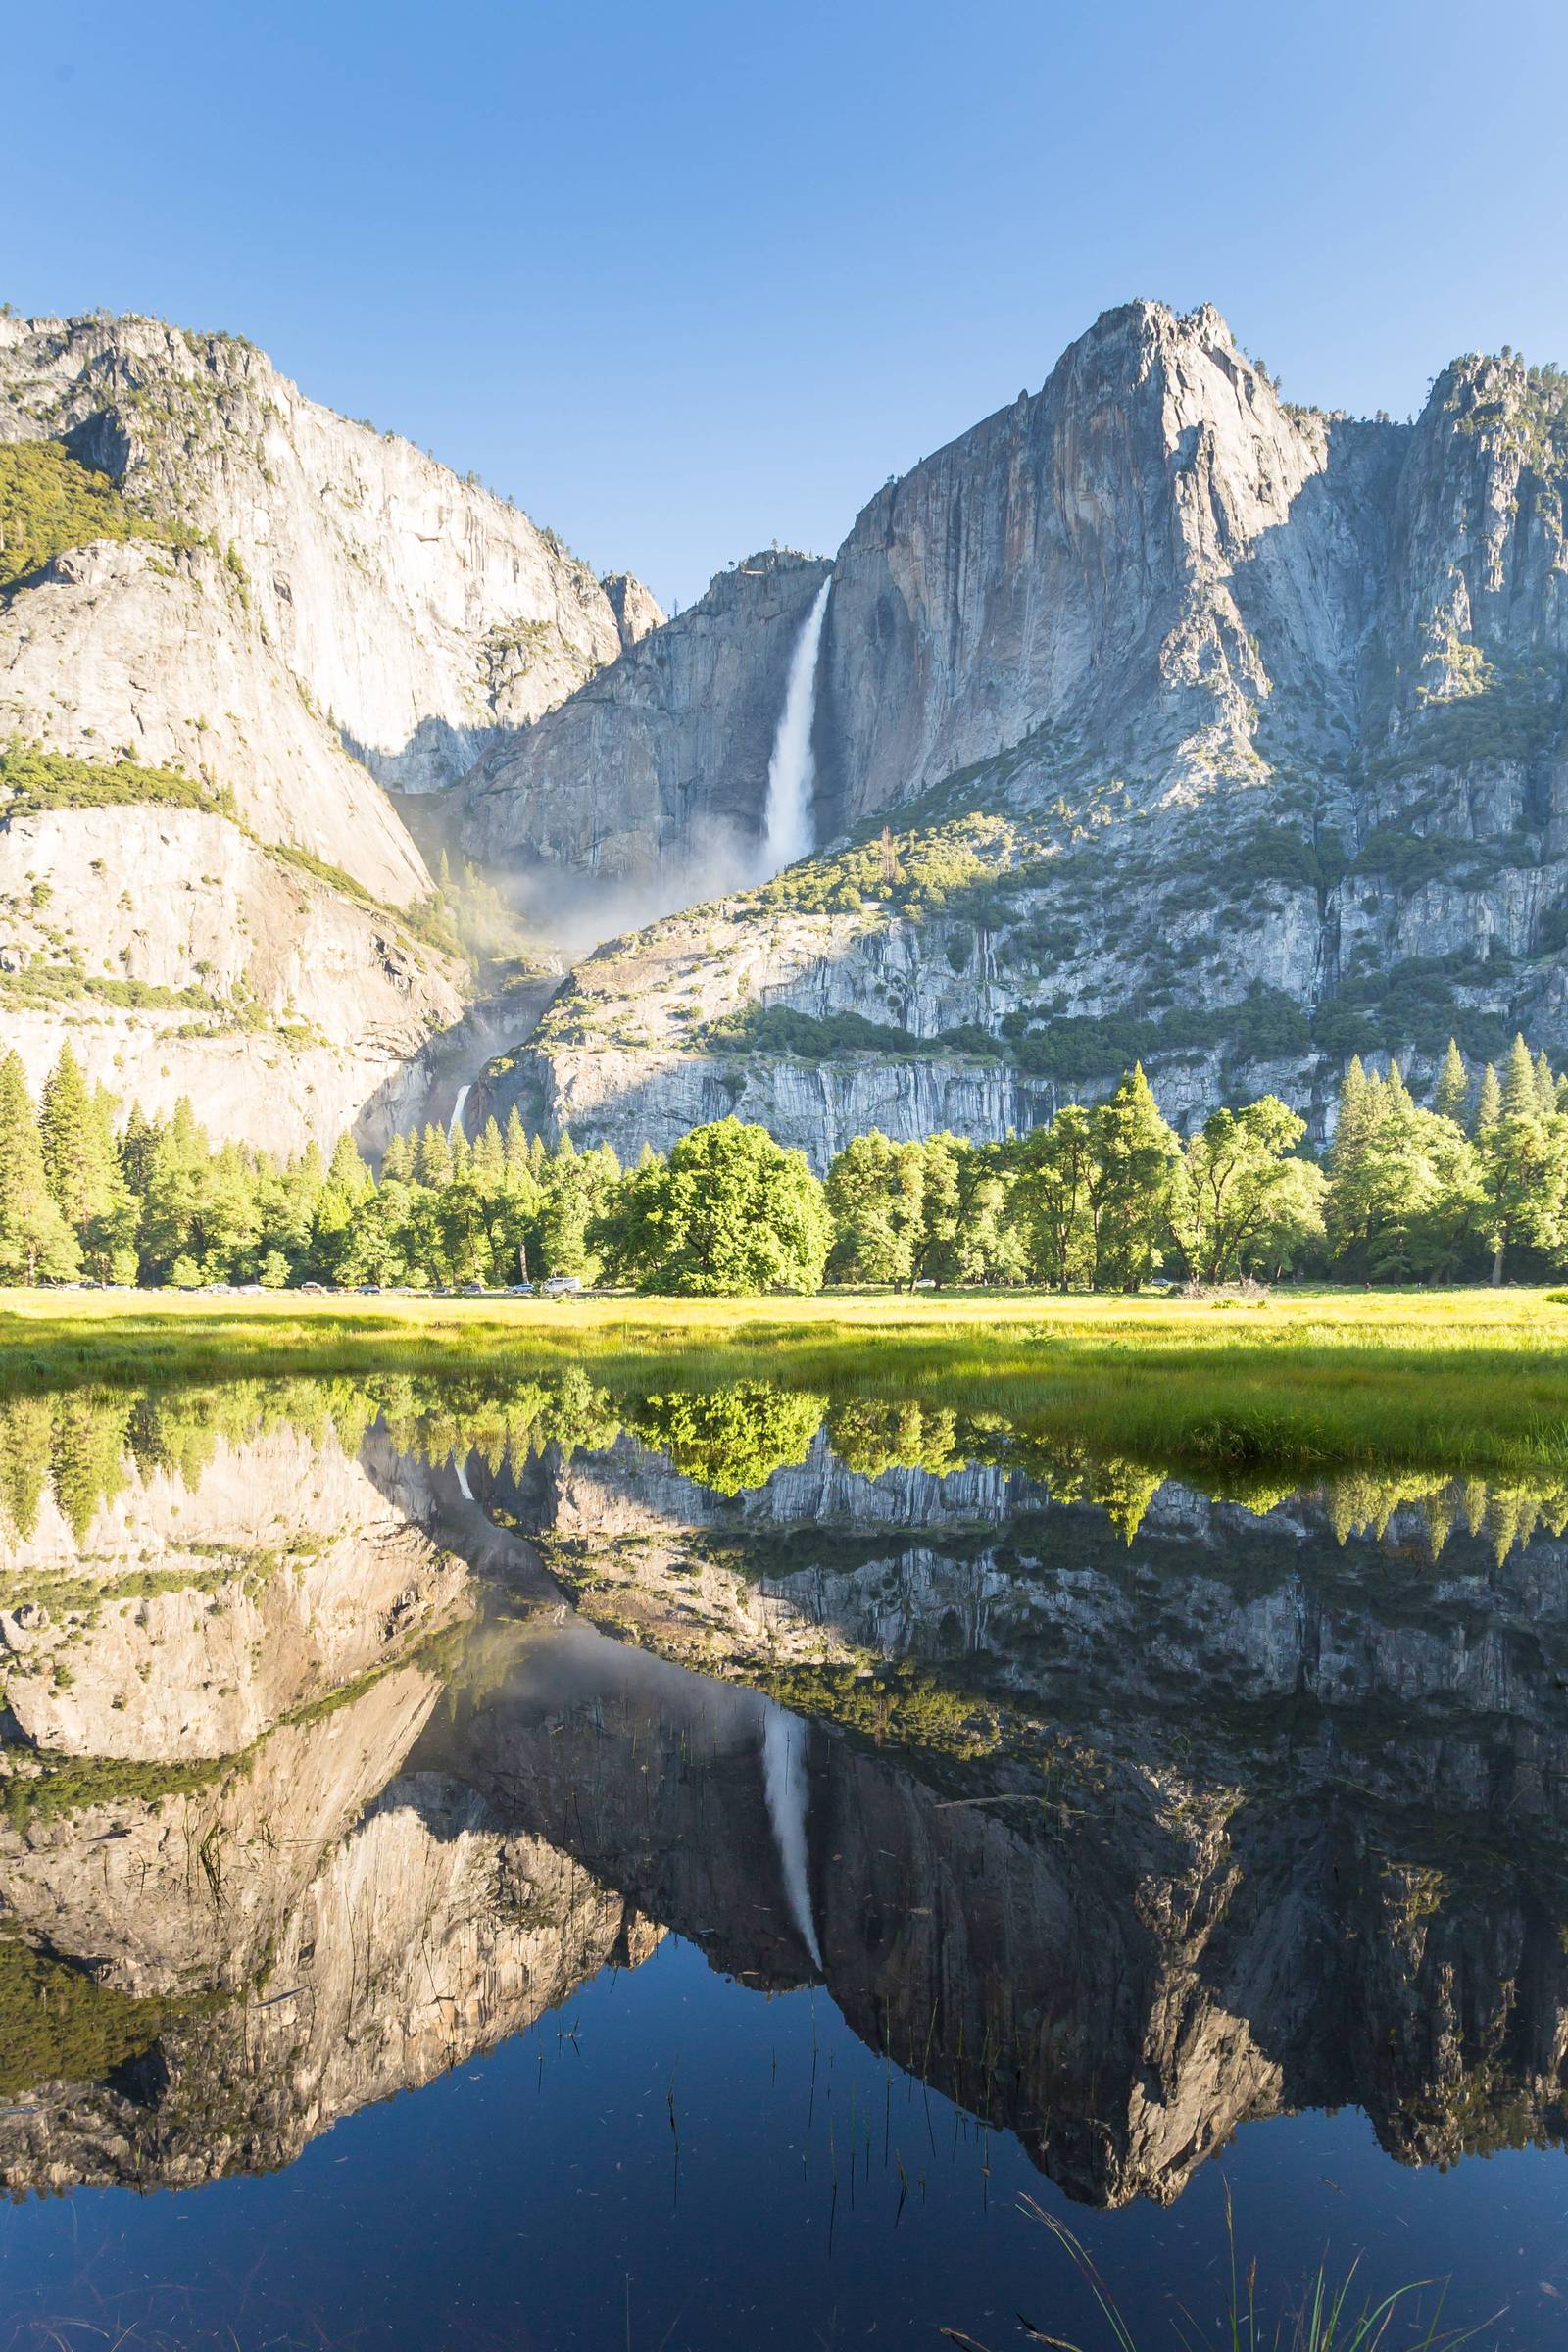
[448,1083,471,1144]
[760,1700,821,1969]
[760,578,831,875]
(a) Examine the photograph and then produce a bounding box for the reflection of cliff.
[4,1399,1568,2212]
[1,1419,470,1761]
[429,1460,1568,2208]
[0,1741,653,2194]
[0,1406,658,2198]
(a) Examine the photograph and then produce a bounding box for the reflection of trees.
[7,1373,1568,1561]
[827,1397,962,1478]
[625,1383,826,1494]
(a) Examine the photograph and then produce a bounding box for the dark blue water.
[2,1935,1563,2349]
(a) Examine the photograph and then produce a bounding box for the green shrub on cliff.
[0,439,161,590]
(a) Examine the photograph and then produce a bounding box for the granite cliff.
[472,303,1568,1157]
[454,549,832,928]
[0,309,659,1152]
[9,297,1568,1163]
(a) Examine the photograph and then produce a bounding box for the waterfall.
[447,1083,471,1144]
[760,577,830,874]
[760,1701,821,1968]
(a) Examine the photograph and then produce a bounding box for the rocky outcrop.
[0,1418,471,1760]
[808,303,1422,826]
[454,550,832,914]
[0,1767,651,2193]
[0,540,430,903]
[0,802,466,1156]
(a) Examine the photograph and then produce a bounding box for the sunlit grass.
[0,1286,1564,1485]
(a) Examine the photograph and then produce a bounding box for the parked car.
[540,1274,583,1298]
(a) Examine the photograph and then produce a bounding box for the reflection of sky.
[3,1935,1560,2351]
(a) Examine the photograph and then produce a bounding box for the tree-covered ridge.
[4,1032,1568,1299]
[0,743,238,820]
[0,438,161,590]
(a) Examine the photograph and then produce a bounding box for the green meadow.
[2,1285,1565,1488]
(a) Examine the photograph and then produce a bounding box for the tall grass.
[943,2186,1499,2352]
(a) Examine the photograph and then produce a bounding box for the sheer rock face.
[815,301,1397,823]
[0,308,656,1149]
[0,312,660,803]
[0,1759,651,2194]
[454,550,832,898]
[0,539,434,905]
[500,304,1568,1153]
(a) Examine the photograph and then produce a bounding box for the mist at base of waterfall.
[460,576,834,964]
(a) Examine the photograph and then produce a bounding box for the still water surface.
[0,1376,1565,2347]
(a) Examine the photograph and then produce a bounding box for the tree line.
[2,1031,1567,1295]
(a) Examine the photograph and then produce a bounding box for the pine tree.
[381,1131,413,1184]
[325,1132,372,1199]
[1535,1048,1556,1114]
[40,1045,106,1227]
[415,1122,453,1189]
[0,1053,79,1284]
[472,1116,505,1182]
[1384,1060,1415,1117]
[503,1106,530,1180]
[1476,1063,1503,1130]
[120,1102,158,1198]
[1501,1033,1538,1119]
[1432,1039,1468,1126]
[36,1049,136,1279]
[1086,1064,1180,1291]
[1329,1057,1377,1172]
[84,1084,137,1280]
[1475,1037,1568,1285]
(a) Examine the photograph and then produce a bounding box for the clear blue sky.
[10,0,1567,611]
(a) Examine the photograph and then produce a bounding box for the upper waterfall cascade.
[760,577,831,875]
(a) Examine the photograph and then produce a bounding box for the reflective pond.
[1,1376,1565,2348]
